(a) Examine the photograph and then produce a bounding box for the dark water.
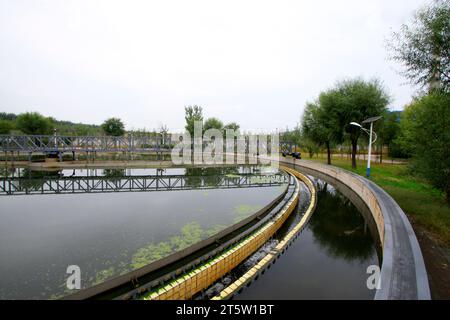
[0,166,285,299]
[235,179,380,300]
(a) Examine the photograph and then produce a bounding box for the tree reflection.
[19,169,62,191]
[0,167,15,178]
[102,169,126,182]
[184,167,240,187]
[309,181,375,262]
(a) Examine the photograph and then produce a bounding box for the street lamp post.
[350,116,382,178]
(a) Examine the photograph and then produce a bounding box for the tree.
[320,78,390,169]
[159,124,169,146]
[0,112,17,121]
[203,117,224,132]
[159,124,169,135]
[301,101,335,164]
[381,112,400,149]
[0,120,13,134]
[281,126,301,145]
[15,112,53,135]
[101,118,125,136]
[302,138,320,158]
[387,0,450,92]
[223,122,240,132]
[396,93,450,203]
[280,126,302,156]
[223,122,240,146]
[184,105,203,137]
[377,111,408,161]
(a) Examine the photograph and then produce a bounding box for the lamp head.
[349,122,362,128]
[362,116,382,124]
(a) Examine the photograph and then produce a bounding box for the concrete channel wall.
[279,157,431,300]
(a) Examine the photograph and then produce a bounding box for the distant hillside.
[0,112,102,135]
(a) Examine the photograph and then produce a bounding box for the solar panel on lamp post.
[350,116,381,178]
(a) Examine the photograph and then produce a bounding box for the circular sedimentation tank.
[0,158,427,300]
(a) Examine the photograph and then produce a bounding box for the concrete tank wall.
[278,157,430,300]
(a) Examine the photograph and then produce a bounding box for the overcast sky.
[0,0,427,131]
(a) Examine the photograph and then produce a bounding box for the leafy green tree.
[1,112,103,136]
[302,101,335,164]
[0,112,17,121]
[101,118,125,136]
[283,126,301,145]
[302,138,320,158]
[203,117,224,132]
[280,126,302,156]
[320,78,390,168]
[223,122,240,149]
[0,119,13,134]
[377,111,409,160]
[381,112,400,152]
[159,124,169,146]
[184,105,203,137]
[223,122,240,132]
[387,0,449,92]
[396,93,450,203]
[15,112,53,135]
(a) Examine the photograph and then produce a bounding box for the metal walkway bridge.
[0,134,298,153]
[0,134,172,153]
[0,172,289,195]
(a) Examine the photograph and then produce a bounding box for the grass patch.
[131,222,228,270]
[307,155,450,246]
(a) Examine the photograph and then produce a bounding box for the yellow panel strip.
[211,166,317,300]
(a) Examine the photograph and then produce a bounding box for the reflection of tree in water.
[309,181,375,262]
[19,169,62,190]
[185,167,240,187]
[102,169,126,182]
[21,168,62,179]
[0,167,15,178]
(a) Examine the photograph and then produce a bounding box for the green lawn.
[307,154,450,246]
